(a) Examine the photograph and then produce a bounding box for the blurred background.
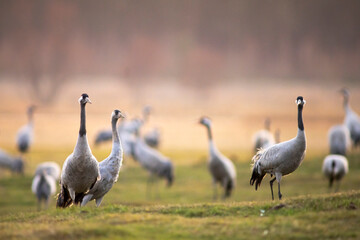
[1,0,360,153]
[0,0,360,217]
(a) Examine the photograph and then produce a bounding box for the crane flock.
[0,89,358,209]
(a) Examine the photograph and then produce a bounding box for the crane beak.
[119,112,125,118]
[86,97,92,104]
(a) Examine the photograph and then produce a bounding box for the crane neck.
[343,97,351,113]
[208,139,218,157]
[206,126,219,157]
[143,112,149,123]
[79,103,87,137]
[28,111,34,126]
[111,117,121,154]
[298,104,304,131]
[206,125,213,141]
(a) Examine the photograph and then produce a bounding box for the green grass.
[0,147,359,239]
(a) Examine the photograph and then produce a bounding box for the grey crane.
[94,129,112,145]
[341,88,360,148]
[142,106,161,148]
[322,154,348,191]
[0,149,24,174]
[252,118,275,153]
[144,128,161,148]
[57,93,100,208]
[93,112,127,146]
[32,162,60,210]
[118,118,140,157]
[16,105,36,153]
[34,161,61,180]
[250,96,306,200]
[199,117,237,199]
[81,110,125,207]
[328,124,351,156]
[131,119,173,192]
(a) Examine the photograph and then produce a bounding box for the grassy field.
[0,81,360,239]
[0,147,359,239]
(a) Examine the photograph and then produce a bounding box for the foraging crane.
[57,93,100,208]
[131,119,173,191]
[34,162,61,180]
[328,124,351,156]
[252,118,275,153]
[144,128,161,148]
[118,118,140,157]
[199,117,237,199]
[32,162,60,210]
[322,154,348,191]
[341,88,360,148]
[250,96,306,200]
[16,105,36,153]
[81,110,125,207]
[94,130,112,145]
[0,149,24,174]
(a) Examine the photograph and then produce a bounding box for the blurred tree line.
[0,0,359,101]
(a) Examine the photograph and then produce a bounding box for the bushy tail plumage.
[56,185,72,208]
[250,150,266,190]
[18,141,29,153]
[74,192,85,205]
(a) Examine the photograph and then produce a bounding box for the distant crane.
[322,154,348,191]
[131,119,173,196]
[16,105,36,153]
[142,106,161,148]
[32,162,60,210]
[341,88,360,148]
[199,116,237,200]
[328,124,351,156]
[252,118,275,153]
[0,149,24,174]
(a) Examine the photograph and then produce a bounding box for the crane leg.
[81,194,93,207]
[68,188,76,201]
[212,179,218,201]
[155,177,161,200]
[37,199,41,211]
[335,181,340,193]
[269,177,276,200]
[45,197,50,209]
[329,177,334,188]
[95,196,104,207]
[278,182,282,200]
[146,174,155,199]
[275,173,283,200]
